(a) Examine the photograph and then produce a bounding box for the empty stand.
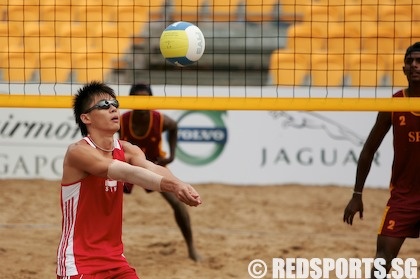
[343,3,377,34]
[73,52,113,83]
[23,23,57,54]
[75,0,116,24]
[245,0,278,23]
[207,0,243,22]
[378,4,413,32]
[269,50,309,86]
[301,3,341,31]
[6,1,40,35]
[0,48,37,82]
[0,22,22,49]
[326,22,361,55]
[171,0,206,22]
[39,0,71,5]
[284,23,325,54]
[383,51,408,87]
[116,3,149,36]
[0,0,416,87]
[345,53,387,87]
[361,23,396,60]
[278,0,310,22]
[38,52,72,83]
[39,3,73,35]
[316,0,347,15]
[56,24,91,55]
[92,24,133,60]
[396,22,420,52]
[137,0,166,21]
[310,53,345,87]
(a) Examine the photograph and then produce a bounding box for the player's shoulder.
[392,89,406,98]
[65,139,90,155]
[151,110,163,116]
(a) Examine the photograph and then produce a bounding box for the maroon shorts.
[57,265,139,279]
[378,206,420,238]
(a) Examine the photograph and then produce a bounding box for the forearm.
[107,160,162,191]
[354,150,375,193]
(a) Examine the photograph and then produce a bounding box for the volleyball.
[159,21,205,67]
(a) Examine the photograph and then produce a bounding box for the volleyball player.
[119,83,201,261]
[56,81,201,279]
[343,42,420,278]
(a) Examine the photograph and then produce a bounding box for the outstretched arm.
[108,159,201,206]
[121,140,202,206]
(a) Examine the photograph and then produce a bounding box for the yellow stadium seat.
[383,52,408,87]
[0,49,37,82]
[343,3,377,33]
[6,0,37,4]
[207,0,242,22]
[396,22,420,52]
[75,5,113,28]
[395,0,420,3]
[326,23,361,55]
[301,3,341,31]
[38,52,72,83]
[268,49,309,86]
[310,53,345,87]
[56,24,106,75]
[279,0,310,22]
[73,0,118,25]
[39,0,71,5]
[244,0,278,23]
[361,23,396,59]
[23,23,57,54]
[0,22,22,48]
[73,52,113,83]
[171,0,206,22]
[56,24,91,55]
[39,4,73,35]
[284,23,325,54]
[316,0,347,18]
[116,3,149,36]
[134,0,166,21]
[92,24,133,60]
[378,4,413,32]
[345,53,387,87]
[7,2,40,35]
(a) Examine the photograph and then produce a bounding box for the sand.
[0,179,418,279]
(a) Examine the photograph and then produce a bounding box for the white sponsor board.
[0,108,393,188]
[0,85,396,187]
[167,110,392,188]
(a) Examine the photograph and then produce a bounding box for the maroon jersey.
[120,110,166,162]
[389,89,420,209]
[57,138,129,276]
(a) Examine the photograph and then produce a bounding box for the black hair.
[405,42,420,60]
[129,83,153,96]
[73,81,116,136]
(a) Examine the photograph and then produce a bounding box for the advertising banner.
[0,108,392,188]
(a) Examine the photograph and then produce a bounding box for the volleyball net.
[0,0,420,111]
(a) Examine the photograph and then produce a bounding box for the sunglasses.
[84,99,119,113]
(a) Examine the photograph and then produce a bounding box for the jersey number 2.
[387,220,395,230]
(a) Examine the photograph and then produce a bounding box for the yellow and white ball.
[159,21,205,67]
